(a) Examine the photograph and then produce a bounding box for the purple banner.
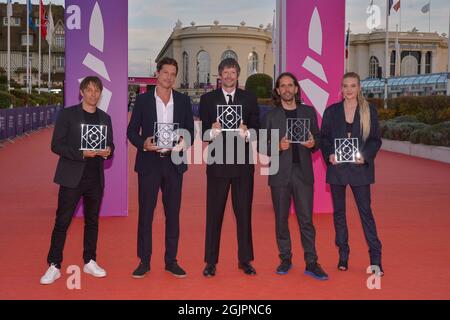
[45,107,52,126]
[38,107,45,128]
[16,108,24,136]
[32,107,39,130]
[6,109,16,139]
[65,0,128,217]
[0,109,6,140]
[24,108,32,133]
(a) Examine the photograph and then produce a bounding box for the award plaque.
[217,105,242,131]
[335,138,360,163]
[154,122,179,149]
[286,118,310,143]
[80,124,107,151]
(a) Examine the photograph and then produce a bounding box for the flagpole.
[7,1,11,93]
[38,0,41,94]
[399,1,402,32]
[384,0,389,109]
[428,0,431,32]
[446,7,450,96]
[48,2,52,91]
[395,24,400,77]
[345,23,350,73]
[26,0,30,94]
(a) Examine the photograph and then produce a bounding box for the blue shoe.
[304,262,329,281]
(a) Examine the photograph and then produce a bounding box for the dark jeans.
[330,184,382,266]
[137,157,183,267]
[47,175,103,267]
[270,164,318,264]
[204,173,254,265]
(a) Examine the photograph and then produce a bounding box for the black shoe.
[338,259,348,271]
[165,262,187,278]
[276,259,292,275]
[203,264,216,277]
[238,262,256,275]
[132,262,150,279]
[305,262,329,281]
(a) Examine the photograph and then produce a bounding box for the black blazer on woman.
[320,101,381,186]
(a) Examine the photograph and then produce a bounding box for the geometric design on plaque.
[80,124,107,150]
[154,122,179,149]
[335,138,359,163]
[286,118,310,143]
[217,105,242,131]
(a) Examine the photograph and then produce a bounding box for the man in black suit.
[127,57,194,279]
[262,72,328,280]
[199,58,260,277]
[40,76,114,285]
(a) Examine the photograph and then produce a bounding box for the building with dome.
[155,20,274,90]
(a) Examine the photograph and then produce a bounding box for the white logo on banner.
[299,7,330,116]
[66,5,81,30]
[78,2,112,113]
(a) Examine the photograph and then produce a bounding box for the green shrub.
[0,91,14,109]
[245,74,273,99]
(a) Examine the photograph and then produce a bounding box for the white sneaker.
[40,264,61,285]
[83,260,107,278]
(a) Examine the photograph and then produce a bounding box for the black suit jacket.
[199,88,260,177]
[127,88,194,175]
[52,104,115,188]
[262,104,320,187]
[320,101,382,186]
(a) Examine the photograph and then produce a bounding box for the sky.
[7,0,450,76]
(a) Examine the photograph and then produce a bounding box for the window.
[3,17,21,26]
[425,52,432,74]
[182,52,189,88]
[390,51,396,77]
[56,56,65,69]
[22,54,33,68]
[221,50,238,61]
[248,51,258,75]
[369,56,379,79]
[55,35,64,48]
[196,51,211,88]
[21,34,34,46]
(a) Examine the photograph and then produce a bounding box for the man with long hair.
[262,72,328,280]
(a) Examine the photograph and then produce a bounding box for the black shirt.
[284,108,300,163]
[346,121,353,137]
[82,109,101,180]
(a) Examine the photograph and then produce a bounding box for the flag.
[345,26,350,59]
[7,0,12,18]
[40,0,47,40]
[388,0,394,16]
[46,3,54,45]
[28,0,37,31]
[393,0,400,11]
[421,2,430,14]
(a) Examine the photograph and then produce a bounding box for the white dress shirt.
[154,88,174,151]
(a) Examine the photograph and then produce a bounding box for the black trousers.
[204,173,254,264]
[270,164,318,264]
[330,184,382,266]
[47,175,103,267]
[137,157,183,266]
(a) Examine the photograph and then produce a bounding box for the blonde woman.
[320,72,383,276]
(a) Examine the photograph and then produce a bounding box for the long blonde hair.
[343,72,371,141]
